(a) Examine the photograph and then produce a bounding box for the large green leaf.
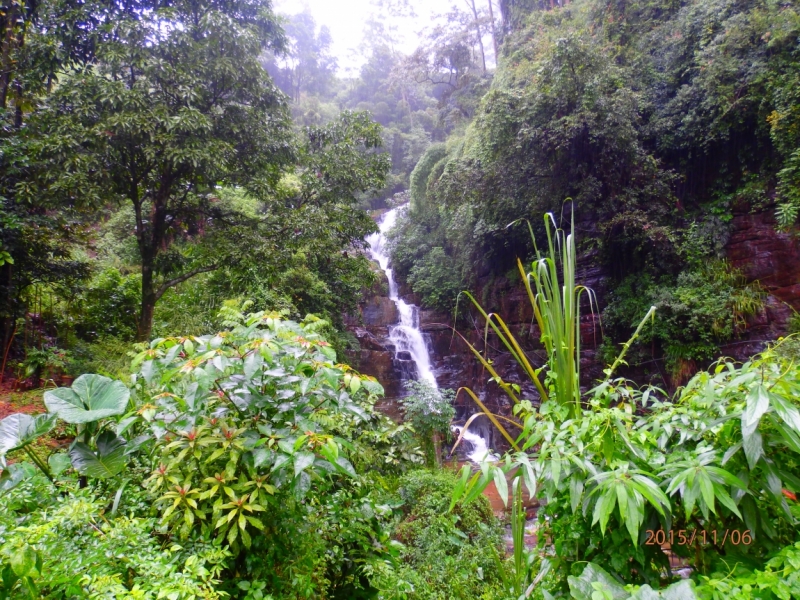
[0,413,56,456]
[44,374,130,424]
[68,431,128,478]
[567,563,628,600]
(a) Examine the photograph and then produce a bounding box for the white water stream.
[366,206,437,388]
[366,205,494,463]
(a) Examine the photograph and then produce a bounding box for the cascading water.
[366,206,437,388]
[452,425,500,463]
[366,205,494,463]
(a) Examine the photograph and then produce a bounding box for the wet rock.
[360,296,399,327]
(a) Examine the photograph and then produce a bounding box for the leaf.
[48,452,71,476]
[742,430,763,470]
[362,378,383,396]
[244,353,263,379]
[660,580,699,599]
[334,456,357,477]
[450,465,472,511]
[592,488,617,534]
[293,451,315,477]
[69,431,128,479]
[0,413,56,455]
[10,545,39,578]
[319,346,336,362]
[742,384,769,436]
[722,442,742,465]
[771,394,800,433]
[492,466,508,507]
[570,475,584,513]
[294,471,311,500]
[0,463,36,492]
[44,374,130,424]
[567,562,628,600]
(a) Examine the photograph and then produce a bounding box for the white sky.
[273,0,456,76]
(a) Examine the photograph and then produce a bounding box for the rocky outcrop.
[347,206,800,450]
[725,208,800,357]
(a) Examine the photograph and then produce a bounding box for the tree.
[224,111,392,323]
[263,10,337,101]
[20,0,295,341]
[0,0,112,359]
[464,0,487,73]
[397,5,491,95]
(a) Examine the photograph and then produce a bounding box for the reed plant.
[452,211,594,442]
[451,210,654,456]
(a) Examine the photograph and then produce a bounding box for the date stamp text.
[645,529,752,546]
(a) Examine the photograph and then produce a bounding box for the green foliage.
[601,263,765,377]
[392,0,800,357]
[0,307,430,599]
[70,336,136,381]
[73,268,141,341]
[400,382,455,442]
[394,470,506,599]
[0,477,229,599]
[400,382,455,467]
[567,544,800,600]
[406,248,462,313]
[455,344,800,590]
[43,374,130,425]
[133,309,413,548]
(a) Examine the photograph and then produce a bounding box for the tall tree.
[21,0,295,340]
[464,0,487,73]
[0,0,111,359]
[264,11,337,101]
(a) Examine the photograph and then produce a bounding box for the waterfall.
[452,425,500,463]
[366,206,437,388]
[366,205,495,464]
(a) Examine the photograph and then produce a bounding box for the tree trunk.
[487,0,499,63]
[432,432,443,468]
[137,261,156,342]
[467,0,487,74]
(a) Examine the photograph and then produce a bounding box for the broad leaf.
[293,451,315,477]
[0,413,56,456]
[44,374,130,424]
[69,431,128,478]
[742,384,769,436]
[567,562,628,600]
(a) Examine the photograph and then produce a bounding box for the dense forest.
[0,0,799,597]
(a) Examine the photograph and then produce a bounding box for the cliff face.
[346,207,800,451]
[726,208,800,353]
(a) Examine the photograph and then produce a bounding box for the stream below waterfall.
[366,205,494,464]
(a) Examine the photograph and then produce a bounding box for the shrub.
[394,470,506,600]
[399,382,455,467]
[75,268,141,341]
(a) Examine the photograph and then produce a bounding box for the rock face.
[725,208,800,357]
[346,206,800,451]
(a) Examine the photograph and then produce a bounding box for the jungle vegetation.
[0,0,799,598]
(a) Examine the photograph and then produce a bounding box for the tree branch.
[154,264,218,301]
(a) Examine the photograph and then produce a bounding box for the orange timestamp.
[645,529,753,546]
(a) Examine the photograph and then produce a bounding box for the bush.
[393,470,506,600]
[0,307,425,599]
[400,382,455,467]
[601,263,764,379]
[75,268,141,341]
[406,248,462,313]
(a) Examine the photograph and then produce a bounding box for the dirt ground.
[0,381,72,454]
[0,381,47,418]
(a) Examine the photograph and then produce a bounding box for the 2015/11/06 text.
[645,529,752,546]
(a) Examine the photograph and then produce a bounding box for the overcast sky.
[272,0,456,76]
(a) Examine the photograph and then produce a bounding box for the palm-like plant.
[453,210,597,450]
